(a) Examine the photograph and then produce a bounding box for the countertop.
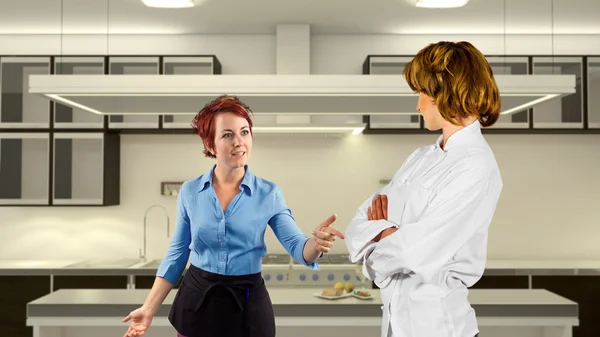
[26,288,578,319]
[2,258,600,276]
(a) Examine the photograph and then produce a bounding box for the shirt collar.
[198,164,254,196]
[434,119,481,151]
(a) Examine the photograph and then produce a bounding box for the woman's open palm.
[122,307,153,337]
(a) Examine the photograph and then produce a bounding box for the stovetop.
[292,254,353,265]
[262,254,292,265]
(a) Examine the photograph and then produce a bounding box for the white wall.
[1,133,600,261]
[1,33,599,262]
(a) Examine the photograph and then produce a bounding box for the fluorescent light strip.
[141,0,195,8]
[253,126,365,135]
[47,94,105,115]
[415,0,469,8]
[499,94,559,115]
[47,92,557,117]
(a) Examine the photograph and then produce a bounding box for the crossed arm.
[344,167,500,284]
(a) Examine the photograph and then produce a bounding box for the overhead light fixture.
[415,0,469,8]
[141,0,195,8]
[253,125,365,135]
[28,74,575,122]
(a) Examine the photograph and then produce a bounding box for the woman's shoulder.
[252,174,282,196]
[177,175,208,196]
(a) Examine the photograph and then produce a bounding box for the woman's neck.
[213,164,245,188]
[440,116,477,149]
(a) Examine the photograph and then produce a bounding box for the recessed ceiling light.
[415,0,469,8]
[141,0,195,8]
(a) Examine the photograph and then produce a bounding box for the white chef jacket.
[345,120,503,337]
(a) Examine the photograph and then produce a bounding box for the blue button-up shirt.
[157,165,319,284]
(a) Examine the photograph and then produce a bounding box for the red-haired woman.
[122,95,344,337]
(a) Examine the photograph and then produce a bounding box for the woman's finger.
[382,194,388,220]
[313,230,335,241]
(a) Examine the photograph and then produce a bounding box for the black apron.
[168,264,276,337]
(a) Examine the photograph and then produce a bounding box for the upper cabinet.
[532,57,584,129]
[363,56,421,130]
[108,57,160,129]
[52,133,120,206]
[0,133,50,205]
[162,56,218,129]
[486,57,530,129]
[0,57,51,128]
[587,57,600,129]
[362,54,595,133]
[54,57,105,129]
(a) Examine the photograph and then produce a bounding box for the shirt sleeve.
[365,163,502,284]
[268,186,319,270]
[344,148,424,264]
[344,190,400,263]
[156,182,192,285]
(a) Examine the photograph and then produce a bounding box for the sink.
[139,259,163,269]
[65,258,142,269]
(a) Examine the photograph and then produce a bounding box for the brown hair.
[191,95,254,159]
[403,41,501,127]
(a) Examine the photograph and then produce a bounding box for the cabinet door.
[587,57,600,129]
[108,57,159,129]
[0,57,51,128]
[532,57,584,129]
[0,133,49,205]
[486,56,530,129]
[52,133,104,205]
[54,57,105,129]
[162,57,215,129]
[366,56,421,129]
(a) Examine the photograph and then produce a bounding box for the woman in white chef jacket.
[345,41,503,337]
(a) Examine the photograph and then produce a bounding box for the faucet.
[140,204,171,262]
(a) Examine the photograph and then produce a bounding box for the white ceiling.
[0,0,598,35]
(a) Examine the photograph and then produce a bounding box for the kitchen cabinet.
[533,276,600,337]
[162,56,216,129]
[532,57,584,129]
[470,275,529,289]
[108,57,160,129]
[0,57,51,128]
[52,276,128,291]
[363,56,422,130]
[0,133,49,205]
[587,57,600,129]
[52,132,120,206]
[53,57,105,129]
[486,56,530,129]
[0,275,50,337]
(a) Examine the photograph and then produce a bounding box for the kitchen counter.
[2,258,600,276]
[26,288,578,318]
[25,288,579,337]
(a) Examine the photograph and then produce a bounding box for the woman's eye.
[223,133,232,138]
[242,130,249,135]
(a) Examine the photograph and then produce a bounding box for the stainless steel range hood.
[28,73,575,133]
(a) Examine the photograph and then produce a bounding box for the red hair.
[191,95,254,158]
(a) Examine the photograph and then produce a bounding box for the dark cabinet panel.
[533,276,600,337]
[0,276,50,337]
[52,275,128,291]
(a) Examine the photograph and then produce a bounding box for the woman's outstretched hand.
[122,306,154,337]
[312,214,345,253]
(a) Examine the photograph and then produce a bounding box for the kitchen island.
[2,258,598,337]
[26,288,577,337]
